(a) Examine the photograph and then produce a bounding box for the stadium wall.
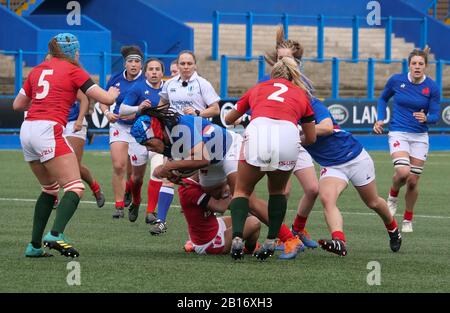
[0,5,40,66]
[33,0,194,74]
[381,0,450,60]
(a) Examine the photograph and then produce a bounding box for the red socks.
[115,201,124,209]
[89,181,100,194]
[385,218,398,232]
[292,215,308,233]
[277,224,294,242]
[129,178,143,205]
[403,210,413,221]
[332,231,346,242]
[389,187,399,197]
[146,179,162,213]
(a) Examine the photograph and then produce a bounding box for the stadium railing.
[0,50,178,99]
[220,55,450,101]
[211,11,429,63]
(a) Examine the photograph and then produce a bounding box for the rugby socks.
[403,210,413,221]
[389,187,399,197]
[125,178,132,195]
[146,179,162,213]
[115,201,124,209]
[267,194,287,240]
[230,197,250,239]
[331,231,346,243]
[277,224,294,242]
[52,191,80,234]
[292,214,308,233]
[157,186,174,222]
[89,180,101,194]
[130,178,143,205]
[385,218,398,232]
[31,192,56,248]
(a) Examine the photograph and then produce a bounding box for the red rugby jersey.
[236,78,314,125]
[178,179,219,245]
[22,58,91,126]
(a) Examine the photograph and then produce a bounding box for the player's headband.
[125,54,142,62]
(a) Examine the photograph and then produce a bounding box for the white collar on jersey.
[407,72,426,84]
[145,79,164,89]
[178,71,199,84]
[122,69,143,81]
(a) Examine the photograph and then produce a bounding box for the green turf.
[0,150,449,292]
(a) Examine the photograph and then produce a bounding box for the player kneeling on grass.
[177,175,260,255]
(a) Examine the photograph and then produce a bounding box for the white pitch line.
[1,197,449,220]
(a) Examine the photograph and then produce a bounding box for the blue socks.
[157,186,174,222]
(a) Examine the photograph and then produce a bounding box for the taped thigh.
[63,179,85,193]
[42,182,60,196]
[392,157,410,168]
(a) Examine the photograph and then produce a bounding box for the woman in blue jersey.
[99,46,145,219]
[118,58,175,234]
[373,47,440,233]
[131,105,303,258]
[63,92,105,208]
[308,99,402,256]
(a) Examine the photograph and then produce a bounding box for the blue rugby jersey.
[377,73,440,133]
[67,101,80,122]
[304,99,363,167]
[106,70,145,125]
[164,115,233,164]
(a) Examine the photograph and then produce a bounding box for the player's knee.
[63,179,85,198]
[319,192,334,208]
[131,174,143,185]
[41,182,60,197]
[112,160,127,175]
[410,165,424,177]
[304,183,319,199]
[393,158,410,178]
[406,176,420,190]
[366,198,381,211]
[247,216,261,231]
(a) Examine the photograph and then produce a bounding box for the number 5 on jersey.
[267,83,288,103]
[36,69,54,99]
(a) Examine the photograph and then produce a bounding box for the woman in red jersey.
[13,33,119,258]
[225,57,316,260]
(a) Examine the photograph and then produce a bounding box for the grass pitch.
[0,149,449,293]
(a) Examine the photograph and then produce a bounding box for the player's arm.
[315,118,333,136]
[225,89,250,125]
[205,196,231,214]
[374,76,395,133]
[12,92,32,112]
[13,78,32,112]
[74,90,89,131]
[199,102,220,118]
[157,97,170,107]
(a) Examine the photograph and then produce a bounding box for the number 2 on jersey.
[267,83,288,103]
[36,69,54,99]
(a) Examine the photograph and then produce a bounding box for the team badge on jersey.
[422,87,430,96]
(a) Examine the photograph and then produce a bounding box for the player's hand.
[373,121,384,134]
[138,100,152,113]
[108,86,120,100]
[153,165,171,180]
[73,121,83,132]
[105,111,119,123]
[413,109,427,123]
[183,107,196,115]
